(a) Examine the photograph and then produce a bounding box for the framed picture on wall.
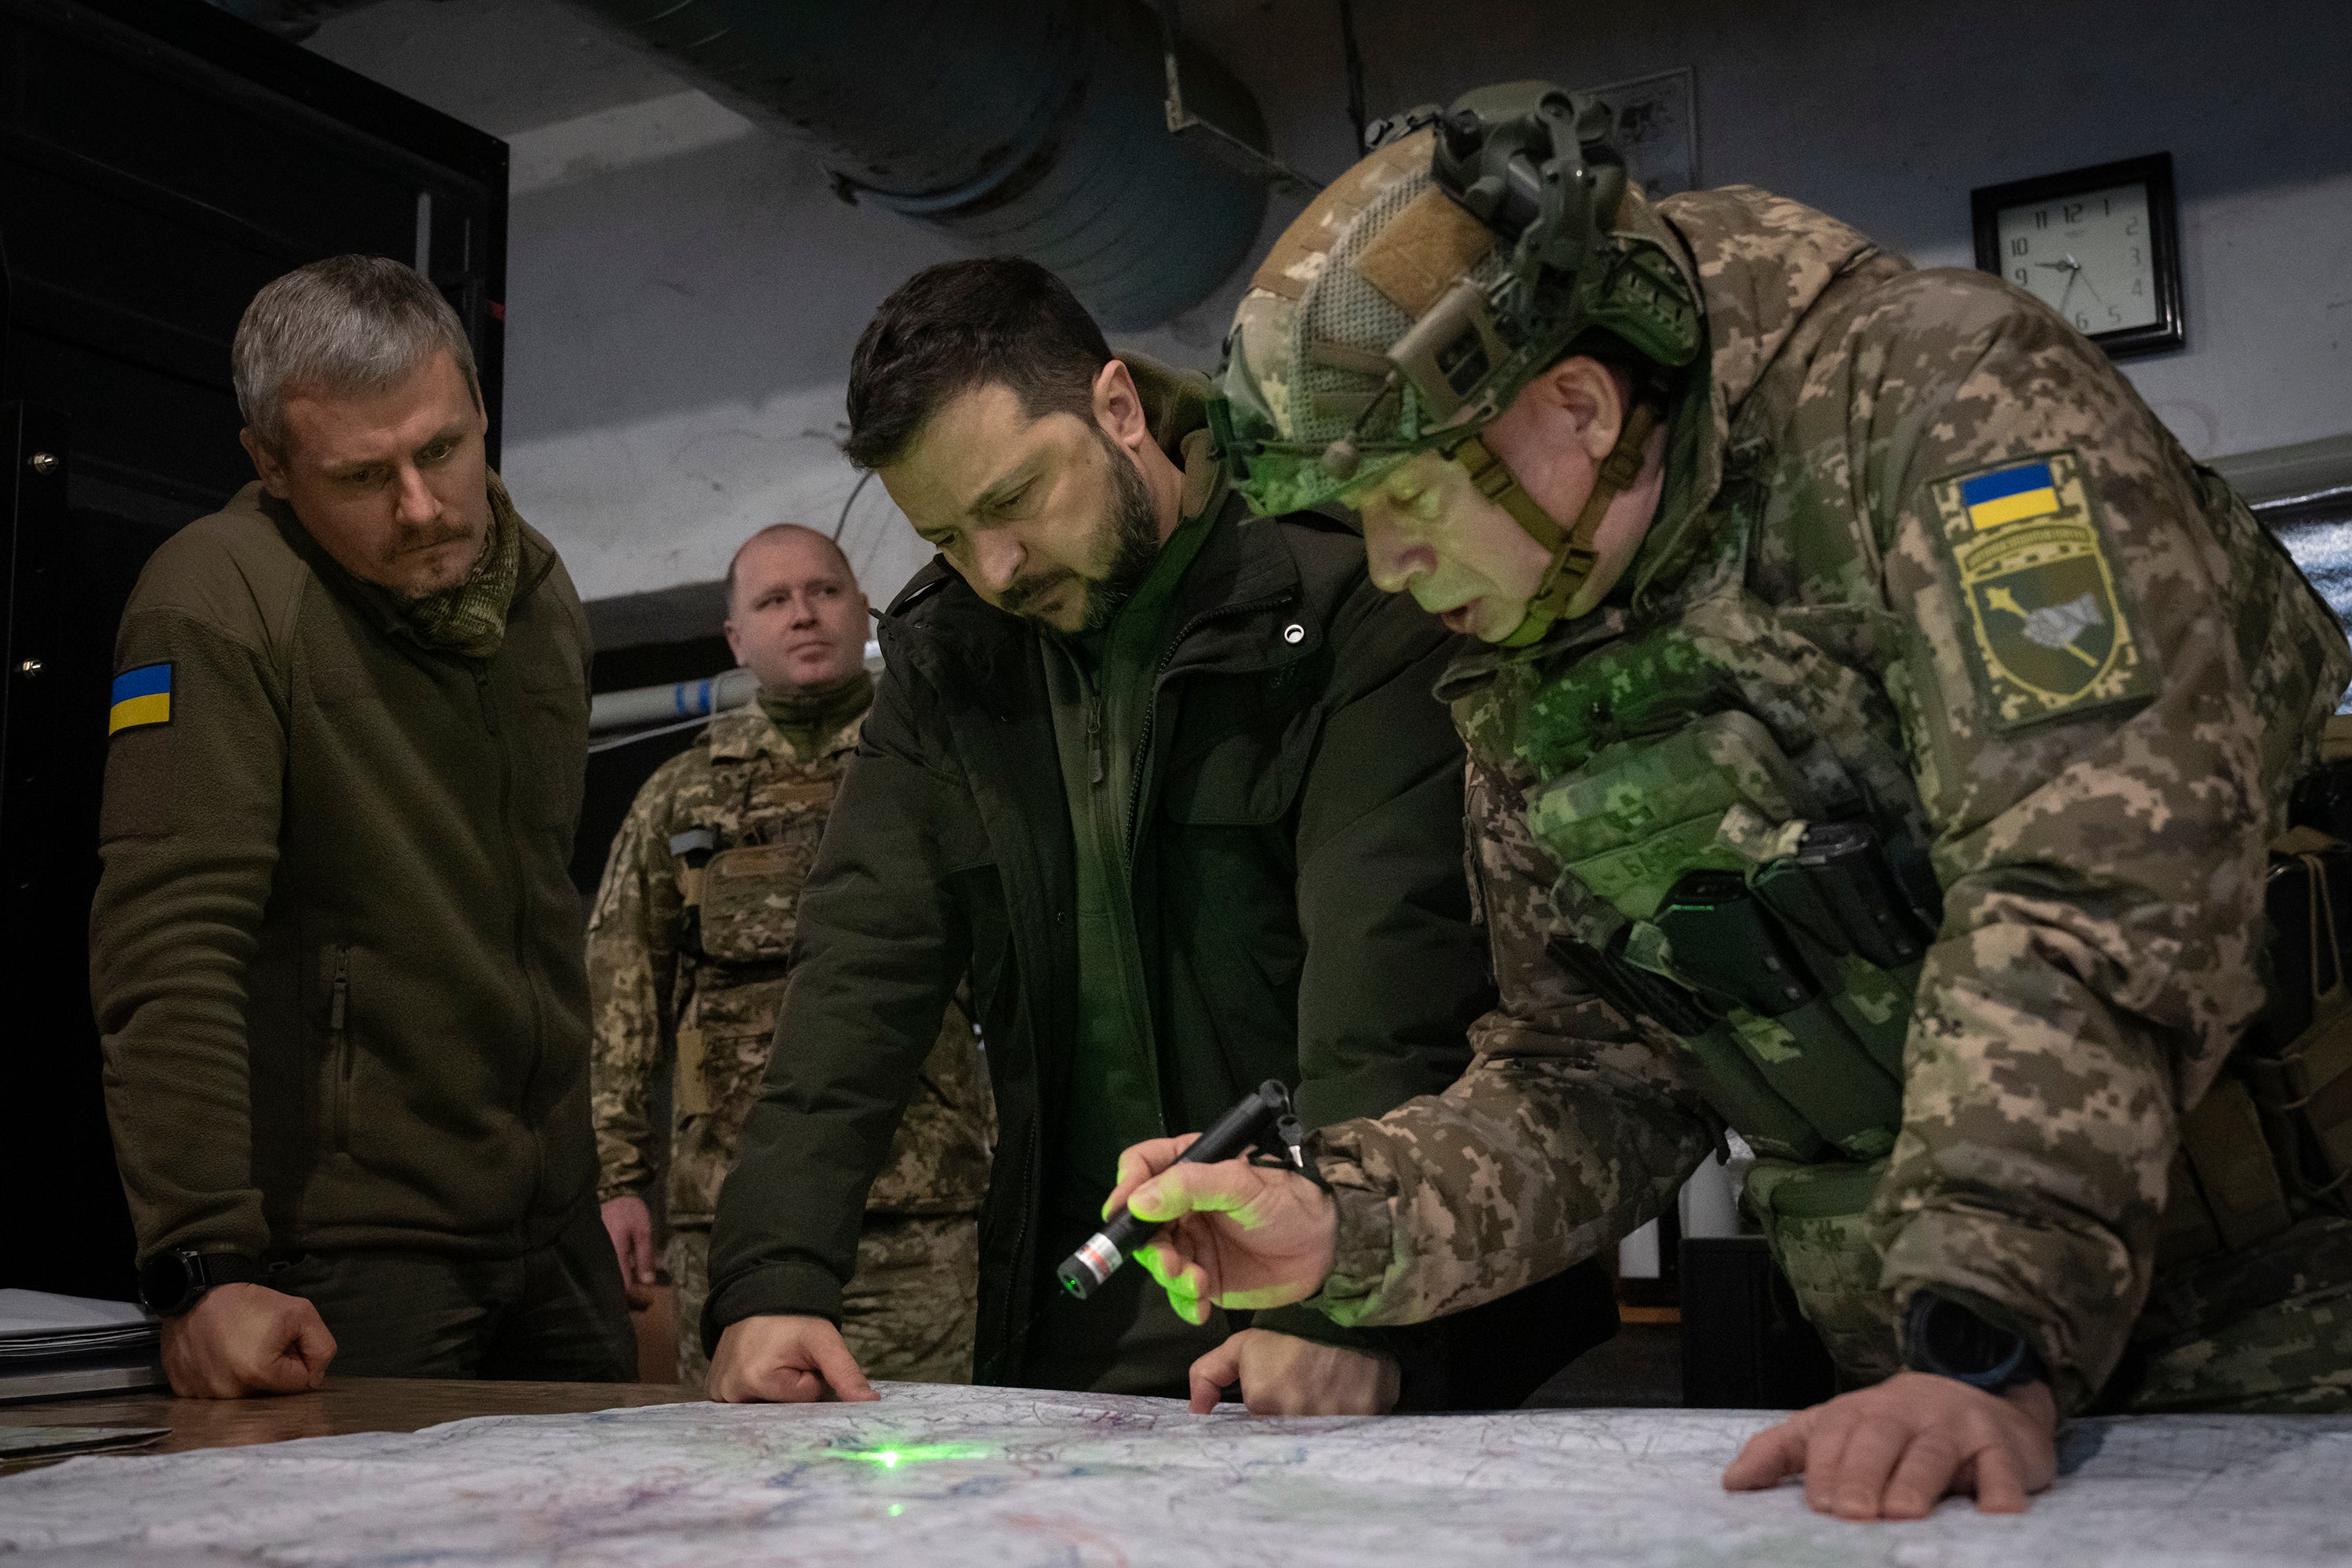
[1971,152,2185,360]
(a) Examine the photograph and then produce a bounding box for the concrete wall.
[309,0,2352,621]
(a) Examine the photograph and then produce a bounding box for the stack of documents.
[0,1290,165,1403]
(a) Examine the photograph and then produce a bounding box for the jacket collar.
[1628,187,1888,609]
[703,702,866,765]
[882,361,1316,691]
[254,474,560,650]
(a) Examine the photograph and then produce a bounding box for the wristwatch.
[1902,1290,2048,1394]
[136,1249,263,1317]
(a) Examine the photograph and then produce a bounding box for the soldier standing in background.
[590,524,993,1388]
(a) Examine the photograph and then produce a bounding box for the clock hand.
[2032,260,2073,272]
[2056,264,2079,314]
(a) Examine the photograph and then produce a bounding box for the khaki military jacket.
[589,696,992,1229]
[93,479,599,1264]
[1305,186,2350,1411]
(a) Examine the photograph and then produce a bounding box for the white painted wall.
[309,0,2352,620]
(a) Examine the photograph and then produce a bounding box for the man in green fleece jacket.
[90,256,633,1396]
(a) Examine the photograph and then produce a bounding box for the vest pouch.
[1743,1157,1900,1385]
[1653,870,1904,1162]
[1676,1021,1828,1163]
[1825,957,1918,1080]
[2231,831,2352,1219]
[697,840,815,965]
[2160,1075,2292,1264]
[1527,710,1817,922]
[1722,1005,1901,1161]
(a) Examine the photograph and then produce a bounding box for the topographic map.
[2,1384,2347,1566]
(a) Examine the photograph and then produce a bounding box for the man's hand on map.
[1719,1370,2058,1519]
[1106,1134,1340,1322]
[159,1282,336,1398]
[601,1194,659,1309]
[1185,1329,1400,1416]
[706,1314,879,1403]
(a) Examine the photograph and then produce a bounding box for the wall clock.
[1972,152,2183,359]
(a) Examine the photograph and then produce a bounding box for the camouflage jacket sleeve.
[585,758,687,1203]
[1308,754,1719,1327]
[1852,270,2325,1410]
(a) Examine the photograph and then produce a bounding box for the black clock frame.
[1971,151,2184,361]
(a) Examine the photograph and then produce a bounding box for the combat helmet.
[1209,81,1704,644]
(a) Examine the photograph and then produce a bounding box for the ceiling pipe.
[557,0,1278,328]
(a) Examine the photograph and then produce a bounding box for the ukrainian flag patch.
[1930,450,2157,731]
[109,662,173,735]
[1957,461,2063,531]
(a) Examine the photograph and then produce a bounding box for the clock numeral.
[2132,278,2144,296]
[2011,237,2029,256]
[2076,310,2092,330]
[2108,305,2122,324]
[2063,201,2084,223]
[2131,246,2142,264]
[2013,267,2028,285]
[2125,216,2140,235]
[2034,209,2049,230]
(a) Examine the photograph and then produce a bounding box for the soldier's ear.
[1531,357,1624,462]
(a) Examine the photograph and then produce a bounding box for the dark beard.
[996,430,1161,632]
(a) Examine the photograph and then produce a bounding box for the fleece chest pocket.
[1159,689,1324,827]
[698,839,817,963]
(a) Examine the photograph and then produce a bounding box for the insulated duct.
[561,0,1277,328]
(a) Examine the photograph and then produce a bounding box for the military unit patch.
[108,662,173,735]
[1930,450,2156,731]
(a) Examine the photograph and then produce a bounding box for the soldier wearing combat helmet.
[1109,82,2352,1518]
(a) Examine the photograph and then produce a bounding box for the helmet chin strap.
[1450,398,1661,648]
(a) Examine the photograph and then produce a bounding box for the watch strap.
[1902,1290,2047,1394]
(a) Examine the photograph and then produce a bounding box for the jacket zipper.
[328,944,354,1152]
[1123,592,1296,862]
[989,1120,1039,1385]
[480,663,549,1236]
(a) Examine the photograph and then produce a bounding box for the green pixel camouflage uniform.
[588,691,994,1385]
[1303,184,2352,1414]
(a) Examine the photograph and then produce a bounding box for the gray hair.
[232,256,481,456]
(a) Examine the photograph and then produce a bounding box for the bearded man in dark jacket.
[703,259,1614,1412]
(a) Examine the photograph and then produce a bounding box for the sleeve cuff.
[1303,1177,1399,1328]
[1250,1305,1393,1356]
[700,1258,844,1356]
[1882,1208,2123,1415]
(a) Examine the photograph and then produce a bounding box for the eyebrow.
[963,456,1042,520]
[323,423,471,477]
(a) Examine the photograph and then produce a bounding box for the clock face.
[1995,182,2165,337]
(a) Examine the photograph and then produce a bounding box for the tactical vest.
[1511,588,2352,1381]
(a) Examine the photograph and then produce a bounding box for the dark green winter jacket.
[707,390,1615,1405]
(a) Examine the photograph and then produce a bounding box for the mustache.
[996,568,1077,619]
[395,529,474,555]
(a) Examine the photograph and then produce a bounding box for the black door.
[0,0,507,1299]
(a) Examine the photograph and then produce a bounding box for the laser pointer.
[1056,1079,1306,1300]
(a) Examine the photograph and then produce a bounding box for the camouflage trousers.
[1751,1160,2352,1412]
[670,1213,982,1389]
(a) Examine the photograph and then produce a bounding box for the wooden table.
[0,1377,691,1464]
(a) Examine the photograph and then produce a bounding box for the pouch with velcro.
[2241,829,2352,1218]
[1741,1157,1902,1385]
[696,840,817,964]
